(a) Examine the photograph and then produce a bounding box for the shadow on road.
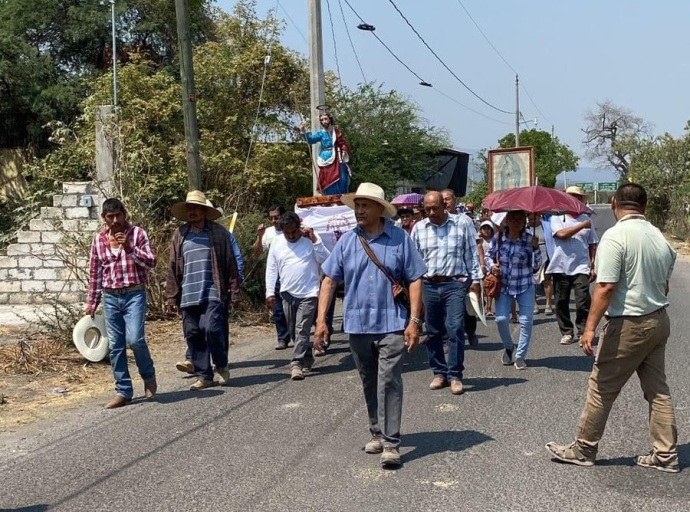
[597,441,690,469]
[227,372,288,387]
[529,355,594,372]
[463,377,527,392]
[402,429,494,464]
[0,506,50,511]
[471,341,505,352]
[153,389,225,404]
[230,358,290,370]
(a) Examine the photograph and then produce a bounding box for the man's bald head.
[424,191,446,225]
[441,189,456,213]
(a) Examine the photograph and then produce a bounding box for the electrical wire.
[342,0,428,84]
[276,0,308,45]
[433,88,512,126]
[386,0,513,115]
[454,0,554,127]
[324,0,343,88]
[337,0,367,83]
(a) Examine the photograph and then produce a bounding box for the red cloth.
[318,129,350,192]
[87,223,157,308]
[482,186,591,215]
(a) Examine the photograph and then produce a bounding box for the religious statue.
[299,111,351,195]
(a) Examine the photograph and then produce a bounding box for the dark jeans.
[182,300,228,381]
[552,273,591,337]
[465,311,477,338]
[186,300,231,361]
[349,332,406,448]
[274,277,290,344]
[423,279,468,381]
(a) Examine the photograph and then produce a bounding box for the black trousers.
[465,311,477,338]
[552,273,591,337]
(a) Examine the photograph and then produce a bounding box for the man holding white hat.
[166,191,241,390]
[547,186,598,345]
[314,182,426,468]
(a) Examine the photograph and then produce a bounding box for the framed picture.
[487,147,535,193]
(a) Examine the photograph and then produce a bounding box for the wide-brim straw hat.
[171,190,222,222]
[565,185,589,197]
[341,182,397,218]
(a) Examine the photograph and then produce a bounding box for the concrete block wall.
[0,182,102,305]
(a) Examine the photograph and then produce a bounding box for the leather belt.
[104,284,146,295]
[424,275,465,283]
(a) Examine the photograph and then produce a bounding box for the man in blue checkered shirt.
[411,191,482,395]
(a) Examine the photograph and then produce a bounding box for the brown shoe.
[429,376,447,390]
[144,377,157,398]
[450,379,464,395]
[189,379,216,390]
[175,360,194,374]
[104,395,132,409]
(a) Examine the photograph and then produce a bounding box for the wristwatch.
[410,316,423,328]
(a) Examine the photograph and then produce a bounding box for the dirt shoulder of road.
[667,236,690,261]
[0,320,274,433]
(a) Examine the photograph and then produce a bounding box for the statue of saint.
[300,111,351,195]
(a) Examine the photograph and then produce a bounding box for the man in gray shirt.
[546,183,679,473]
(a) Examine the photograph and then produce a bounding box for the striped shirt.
[410,213,482,281]
[180,229,219,307]
[87,223,156,308]
[486,230,542,296]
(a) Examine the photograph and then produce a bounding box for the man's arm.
[265,243,278,301]
[314,276,338,348]
[165,233,181,312]
[554,220,591,239]
[228,232,245,284]
[85,236,103,315]
[463,226,482,285]
[129,228,157,270]
[581,282,617,356]
[252,227,265,257]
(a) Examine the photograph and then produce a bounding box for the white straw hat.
[171,190,222,221]
[340,183,397,218]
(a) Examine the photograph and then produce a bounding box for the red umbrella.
[482,186,591,215]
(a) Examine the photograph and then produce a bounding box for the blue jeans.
[274,277,290,344]
[423,279,468,381]
[495,286,535,360]
[103,289,155,399]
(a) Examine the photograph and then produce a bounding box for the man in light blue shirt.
[411,191,482,395]
[314,183,425,468]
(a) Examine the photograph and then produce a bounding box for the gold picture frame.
[487,147,535,193]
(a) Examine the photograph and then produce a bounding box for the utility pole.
[551,124,555,138]
[514,74,520,147]
[308,0,326,196]
[109,0,118,107]
[174,0,202,190]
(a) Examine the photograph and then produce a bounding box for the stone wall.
[0,182,102,305]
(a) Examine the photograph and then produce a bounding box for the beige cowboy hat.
[341,182,397,218]
[171,190,222,222]
[565,185,589,197]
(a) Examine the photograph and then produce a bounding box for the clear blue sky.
[216,0,690,180]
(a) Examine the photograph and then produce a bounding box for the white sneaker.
[560,334,575,345]
[514,358,527,370]
[544,307,553,316]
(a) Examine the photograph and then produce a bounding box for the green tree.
[498,129,578,187]
[328,83,449,195]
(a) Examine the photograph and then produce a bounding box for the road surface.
[1,208,688,512]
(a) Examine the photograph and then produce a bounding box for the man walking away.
[253,205,291,350]
[86,198,157,409]
[314,183,426,468]
[411,192,482,395]
[166,191,241,390]
[546,183,680,473]
[547,186,598,345]
[266,212,330,381]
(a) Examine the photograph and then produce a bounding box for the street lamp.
[100,0,118,106]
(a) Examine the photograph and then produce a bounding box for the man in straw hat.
[314,182,426,468]
[86,198,158,409]
[547,185,598,346]
[166,191,241,390]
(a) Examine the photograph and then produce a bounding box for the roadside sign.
[575,182,595,192]
[596,182,618,192]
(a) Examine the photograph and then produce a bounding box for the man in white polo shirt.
[547,186,598,345]
[266,212,330,380]
[546,183,679,473]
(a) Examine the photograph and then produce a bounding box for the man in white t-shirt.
[266,212,330,380]
[547,187,598,345]
[252,205,291,350]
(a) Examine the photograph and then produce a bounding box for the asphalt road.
[2,209,689,512]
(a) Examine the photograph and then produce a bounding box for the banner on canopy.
[295,204,356,252]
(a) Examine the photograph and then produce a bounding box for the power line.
[337,0,367,83]
[433,88,512,126]
[324,0,342,88]
[453,0,554,127]
[342,0,428,84]
[276,0,308,45]
[386,0,513,115]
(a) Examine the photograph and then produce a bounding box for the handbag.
[358,234,410,311]
[484,233,502,299]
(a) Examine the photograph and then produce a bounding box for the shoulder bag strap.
[358,234,397,286]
